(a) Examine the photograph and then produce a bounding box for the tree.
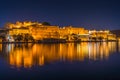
[12,35,17,41]
[17,34,23,41]
[98,36,103,41]
[12,34,23,41]
[41,22,51,26]
[24,34,34,42]
[92,37,97,41]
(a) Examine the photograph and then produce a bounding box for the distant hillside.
[111,30,120,37]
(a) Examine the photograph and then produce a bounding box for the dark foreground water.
[0,42,120,80]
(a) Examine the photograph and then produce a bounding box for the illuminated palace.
[3,21,116,42]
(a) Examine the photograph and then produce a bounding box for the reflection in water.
[0,42,119,68]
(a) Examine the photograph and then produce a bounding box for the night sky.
[0,0,120,30]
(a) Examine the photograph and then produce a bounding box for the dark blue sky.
[0,0,120,30]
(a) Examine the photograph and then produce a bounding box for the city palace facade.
[1,21,116,42]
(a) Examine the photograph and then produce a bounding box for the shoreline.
[0,40,118,44]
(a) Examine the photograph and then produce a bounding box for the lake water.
[0,42,120,80]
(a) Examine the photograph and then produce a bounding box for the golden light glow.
[0,42,115,68]
[6,21,116,42]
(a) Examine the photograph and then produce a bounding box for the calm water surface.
[0,42,120,80]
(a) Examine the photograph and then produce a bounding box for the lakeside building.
[30,25,60,40]
[60,26,89,41]
[0,21,117,42]
[89,30,116,41]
